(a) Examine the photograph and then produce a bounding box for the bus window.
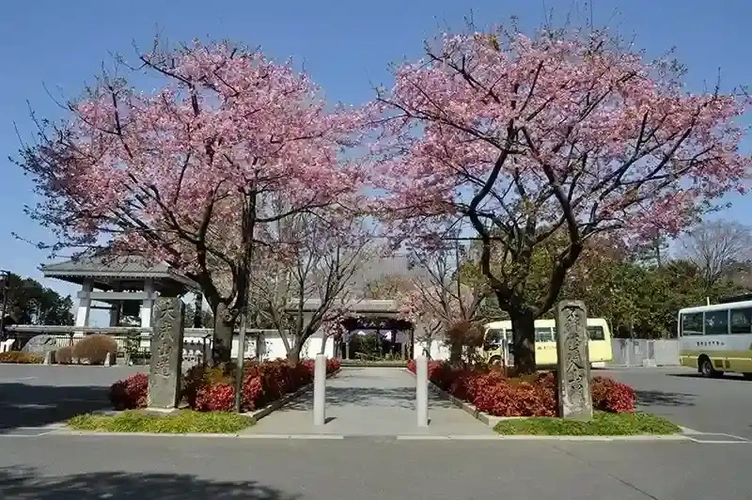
[681,312,704,336]
[587,326,605,341]
[730,308,752,334]
[535,327,553,342]
[484,329,504,349]
[705,309,729,335]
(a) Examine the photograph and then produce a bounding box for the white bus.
[678,300,752,378]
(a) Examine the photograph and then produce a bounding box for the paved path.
[247,367,494,436]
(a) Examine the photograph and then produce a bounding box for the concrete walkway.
[245,367,495,437]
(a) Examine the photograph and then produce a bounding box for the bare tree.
[251,208,373,363]
[397,242,487,362]
[681,220,752,290]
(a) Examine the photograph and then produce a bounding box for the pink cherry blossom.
[372,26,752,373]
[18,39,370,363]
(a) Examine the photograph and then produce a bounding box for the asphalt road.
[0,364,145,433]
[602,366,752,439]
[1,435,751,499]
[2,364,752,498]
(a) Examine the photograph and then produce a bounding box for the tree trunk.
[212,302,234,366]
[448,339,462,366]
[287,342,302,365]
[510,308,536,374]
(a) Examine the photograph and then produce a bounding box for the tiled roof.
[41,251,198,289]
[347,253,429,293]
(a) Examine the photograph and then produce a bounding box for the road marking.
[686,439,750,444]
[684,432,749,444]
[0,376,36,381]
[679,426,702,434]
[0,426,58,437]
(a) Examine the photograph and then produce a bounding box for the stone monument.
[147,297,185,409]
[21,335,58,355]
[554,300,593,421]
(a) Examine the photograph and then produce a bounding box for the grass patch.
[68,410,255,434]
[493,412,681,436]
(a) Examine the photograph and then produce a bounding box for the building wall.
[607,339,680,367]
[415,334,452,361]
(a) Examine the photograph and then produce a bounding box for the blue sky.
[1,0,750,306]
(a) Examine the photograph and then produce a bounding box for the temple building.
[41,251,451,360]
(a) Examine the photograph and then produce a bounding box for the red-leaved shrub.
[109,373,148,410]
[410,360,635,417]
[195,383,235,411]
[327,358,341,373]
[242,376,264,410]
[591,376,635,413]
[108,355,341,413]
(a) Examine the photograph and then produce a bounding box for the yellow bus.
[483,318,613,368]
[678,300,752,378]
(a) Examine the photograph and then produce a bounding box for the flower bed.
[109,358,340,412]
[407,360,634,417]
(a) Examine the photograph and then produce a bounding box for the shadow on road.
[0,467,299,499]
[636,389,696,407]
[0,383,111,433]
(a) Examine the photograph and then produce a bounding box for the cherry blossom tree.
[374,25,751,373]
[16,39,368,364]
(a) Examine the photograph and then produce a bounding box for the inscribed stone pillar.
[554,300,593,421]
[147,297,185,409]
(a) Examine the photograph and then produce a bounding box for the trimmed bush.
[55,345,73,364]
[109,373,148,410]
[0,351,43,364]
[408,360,636,417]
[494,411,680,436]
[72,334,118,365]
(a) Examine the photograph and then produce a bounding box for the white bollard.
[104,352,112,367]
[416,355,428,427]
[313,354,327,426]
[43,351,53,365]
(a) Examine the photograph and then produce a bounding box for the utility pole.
[0,270,9,341]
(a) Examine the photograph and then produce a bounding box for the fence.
[4,325,273,365]
[608,338,680,367]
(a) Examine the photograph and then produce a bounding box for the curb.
[244,369,340,422]
[40,431,693,441]
[394,434,691,441]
